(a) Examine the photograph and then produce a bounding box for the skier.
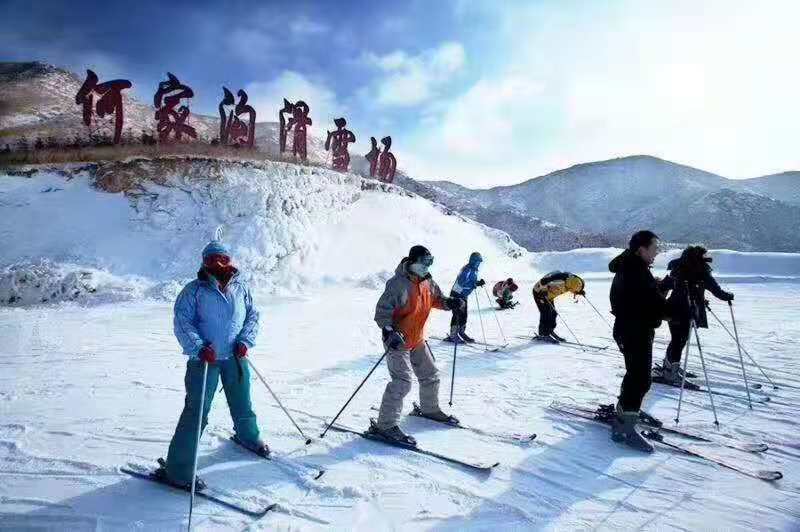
[655,245,734,384]
[371,245,464,445]
[532,271,585,342]
[493,278,519,309]
[157,240,265,489]
[608,230,671,452]
[444,252,485,343]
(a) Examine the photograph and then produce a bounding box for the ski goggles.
[203,254,231,265]
[416,254,434,267]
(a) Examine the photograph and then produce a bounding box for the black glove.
[476,279,486,287]
[722,292,734,302]
[382,327,406,350]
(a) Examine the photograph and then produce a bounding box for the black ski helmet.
[408,245,432,264]
[469,251,483,265]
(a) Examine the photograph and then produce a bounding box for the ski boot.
[534,334,559,344]
[443,326,464,344]
[412,403,460,426]
[661,357,697,380]
[550,332,566,343]
[367,420,417,447]
[458,327,476,343]
[610,405,654,453]
[232,435,271,458]
[154,458,207,491]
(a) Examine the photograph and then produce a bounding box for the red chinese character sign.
[279,99,311,160]
[75,69,132,144]
[325,117,356,172]
[219,87,256,148]
[365,135,397,183]
[154,72,197,142]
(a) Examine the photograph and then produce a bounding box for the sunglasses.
[204,254,231,265]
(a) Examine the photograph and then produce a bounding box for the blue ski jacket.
[451,257,482,297]
[173,269,260,360]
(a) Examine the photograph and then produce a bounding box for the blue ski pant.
[166,357,261,484]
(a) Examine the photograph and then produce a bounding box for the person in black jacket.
[657,246,733,384]
[608,230,671,452]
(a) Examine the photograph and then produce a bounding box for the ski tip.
[313,470,326,480]
[305,438,313,446]
[758,470,783,481]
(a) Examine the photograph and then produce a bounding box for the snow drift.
[0,158,524,306]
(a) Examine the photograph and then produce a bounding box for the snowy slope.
[2,159,800,530]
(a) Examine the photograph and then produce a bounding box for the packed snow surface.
[1,163,799,530]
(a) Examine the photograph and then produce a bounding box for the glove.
[198,345,216,364]
[722,292,734,302]
[235,342,248,359]
[382,327,406,350]
[476,279,486,287]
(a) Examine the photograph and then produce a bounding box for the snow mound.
[0,158,525,306]
[0,260,151,306]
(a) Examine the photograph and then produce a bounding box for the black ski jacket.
[664,257,732,327]
[609,249,670,333]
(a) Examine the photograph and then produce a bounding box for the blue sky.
[3,0,799,186]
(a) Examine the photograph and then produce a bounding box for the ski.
[650,376,771,403]
[430,336,506,352]
[641,430,782,481]
[548,403,781,481]
[229,436,326,480]
[404,403,537,444]
[326,421,499,471]
[121,464,276,518]
[552,402,768,453]
[514,335,609,351]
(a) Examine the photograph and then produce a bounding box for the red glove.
[198,345,216,364]
[235,342,248,359]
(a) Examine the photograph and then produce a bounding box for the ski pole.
[726,302,753,409]
[482,285,508,344]
[320,350,387,439]
[674,326,692,424]
[247,358,313,445]
[692,321,720,427]
[583,295,613,333]
[707,305,778,390]
[449,339,458,406]
[188,360,209,532]
[548,299,584,350]
[474,290,489,348]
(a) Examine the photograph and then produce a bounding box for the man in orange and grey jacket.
[370,245,465,445]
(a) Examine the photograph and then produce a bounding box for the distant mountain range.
[417,156,800,252]
[2,62,799,252]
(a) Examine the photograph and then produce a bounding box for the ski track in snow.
[1,281,799,530]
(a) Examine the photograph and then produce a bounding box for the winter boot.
[367,420,417,446]
[232,435,271,458]
[443,325,463,343]
[660,358,682,385]
[550,331,566,342]
[415,404,460,426]
[610,404,654,453]
[458,327,476,343]
[155,458,207,491]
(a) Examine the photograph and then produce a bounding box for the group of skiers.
[158,231,734,489]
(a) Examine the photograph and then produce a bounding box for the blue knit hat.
[202,240,230,259]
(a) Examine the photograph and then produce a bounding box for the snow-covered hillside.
[0,158,523,306]
[425,156,800,252]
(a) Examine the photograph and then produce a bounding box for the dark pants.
[449,291,468,329]
[534,294,557,336]
[666,320,691,364]
[614,321,654,412]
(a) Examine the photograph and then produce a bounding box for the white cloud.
[362,42,465,107]
[245,71,343,133]
[289,16,329,36]
[404,1,800,186]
